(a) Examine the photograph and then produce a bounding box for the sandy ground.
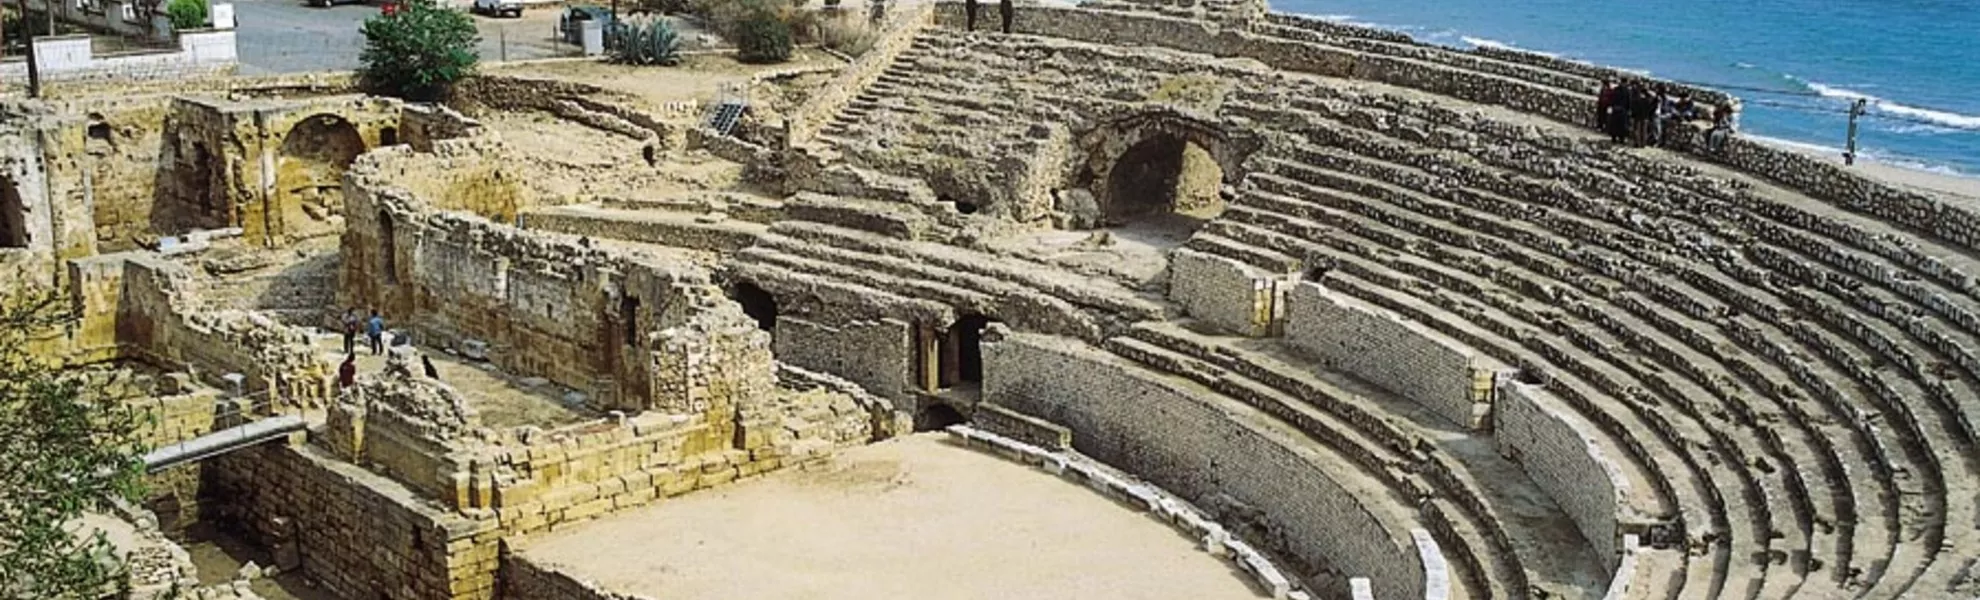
[312,334,594,429]
[519,434,1270,600]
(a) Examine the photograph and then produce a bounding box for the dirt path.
[519,434,1270,600]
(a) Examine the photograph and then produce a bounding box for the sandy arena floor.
[519,434,1271,600]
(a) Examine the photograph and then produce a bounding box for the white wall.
[0,29,237,82]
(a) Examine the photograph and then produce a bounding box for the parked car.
[473,0,524,17]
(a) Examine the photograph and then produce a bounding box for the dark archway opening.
[731,282,778,332]
[941,313,992,387]
[941,194,978,215]
[1103,134,1226,227]
[620,295,641,347]
[1,178,25,248]
[378,211,398,285]
[916,403,967,432]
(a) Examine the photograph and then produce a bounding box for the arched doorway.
[378,210,398,285]
[0,177,25,248]
[1074,111,1255,237]
[731,282,778,332]
[1103,134,1226,225]
[274,115,365,242]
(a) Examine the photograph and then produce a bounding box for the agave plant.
[608,16,683,66]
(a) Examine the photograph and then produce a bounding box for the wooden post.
[1844,97,1867,166]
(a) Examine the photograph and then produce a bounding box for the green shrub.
[607,16,682,66]
[165,0,209,30]
[734,6,791,63]
[357,0,480,102]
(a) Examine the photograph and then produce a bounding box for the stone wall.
[498,551,653,600]
[982,331,1424,599]
[772,316,914,401]
[206,443,502,600]
[1167,248,1272,337]
[1493,379,1631,569]
[339,163,703,406]
[118,254,331,408]
[0,31,238,84]
[1284,282,1491,429]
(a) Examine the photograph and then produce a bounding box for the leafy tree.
[734,3,791,64]
[357,0,480,102]
[164,0,208,30]
[0,291,146,599]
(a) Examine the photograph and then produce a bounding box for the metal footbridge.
[142,414,307,473]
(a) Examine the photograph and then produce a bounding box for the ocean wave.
[1458,36,1559,58]
[1797,80,1980,130]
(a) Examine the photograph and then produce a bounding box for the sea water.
[1274,0,1980,177]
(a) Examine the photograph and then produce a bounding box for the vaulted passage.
[1105,134,1227,226]
[0,178,24,248]
[731,282,778,332]
[942,313,993,387]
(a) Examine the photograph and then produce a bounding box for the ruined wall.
[498,551,652,600]
[982,332,1422,599]
[118,254,330,408]
[206,443,502,600]
[1284,282,1490,429]
[1167,248,1272,336]
[1494,379,1634,571]
[772,316,914,401]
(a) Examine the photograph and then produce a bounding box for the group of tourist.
[963,0,1015,34]
[1595,80,1739,153]
[336,308,440,390]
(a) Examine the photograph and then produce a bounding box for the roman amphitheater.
[5,0,1978,598]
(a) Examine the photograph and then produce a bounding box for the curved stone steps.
[1312,263,1743,599]
[1124,320,1634,598]
[1095,335,1451,597]
[1245,157,1862,585]
[1243,129,1940,594]
[1235,96,1964,594]
[764,221,1168,321]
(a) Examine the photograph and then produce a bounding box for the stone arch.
[1,177,25,248]
[1074,110,1257,227]
[274,114,366,242]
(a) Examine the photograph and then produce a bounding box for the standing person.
[340,309,360,355]
[1607,82,1633,144]
[1654,92,1676,147]
[1630,82,1657,147]
[998,0,1012,34]
[422,355,440,380]
[366,310,386,356]
[1595,80,1616,132]
[338,353,358,389]
[965,0,978,31]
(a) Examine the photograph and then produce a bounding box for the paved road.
[233,0,575,75]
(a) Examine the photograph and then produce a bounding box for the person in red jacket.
[338,353,358,389]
